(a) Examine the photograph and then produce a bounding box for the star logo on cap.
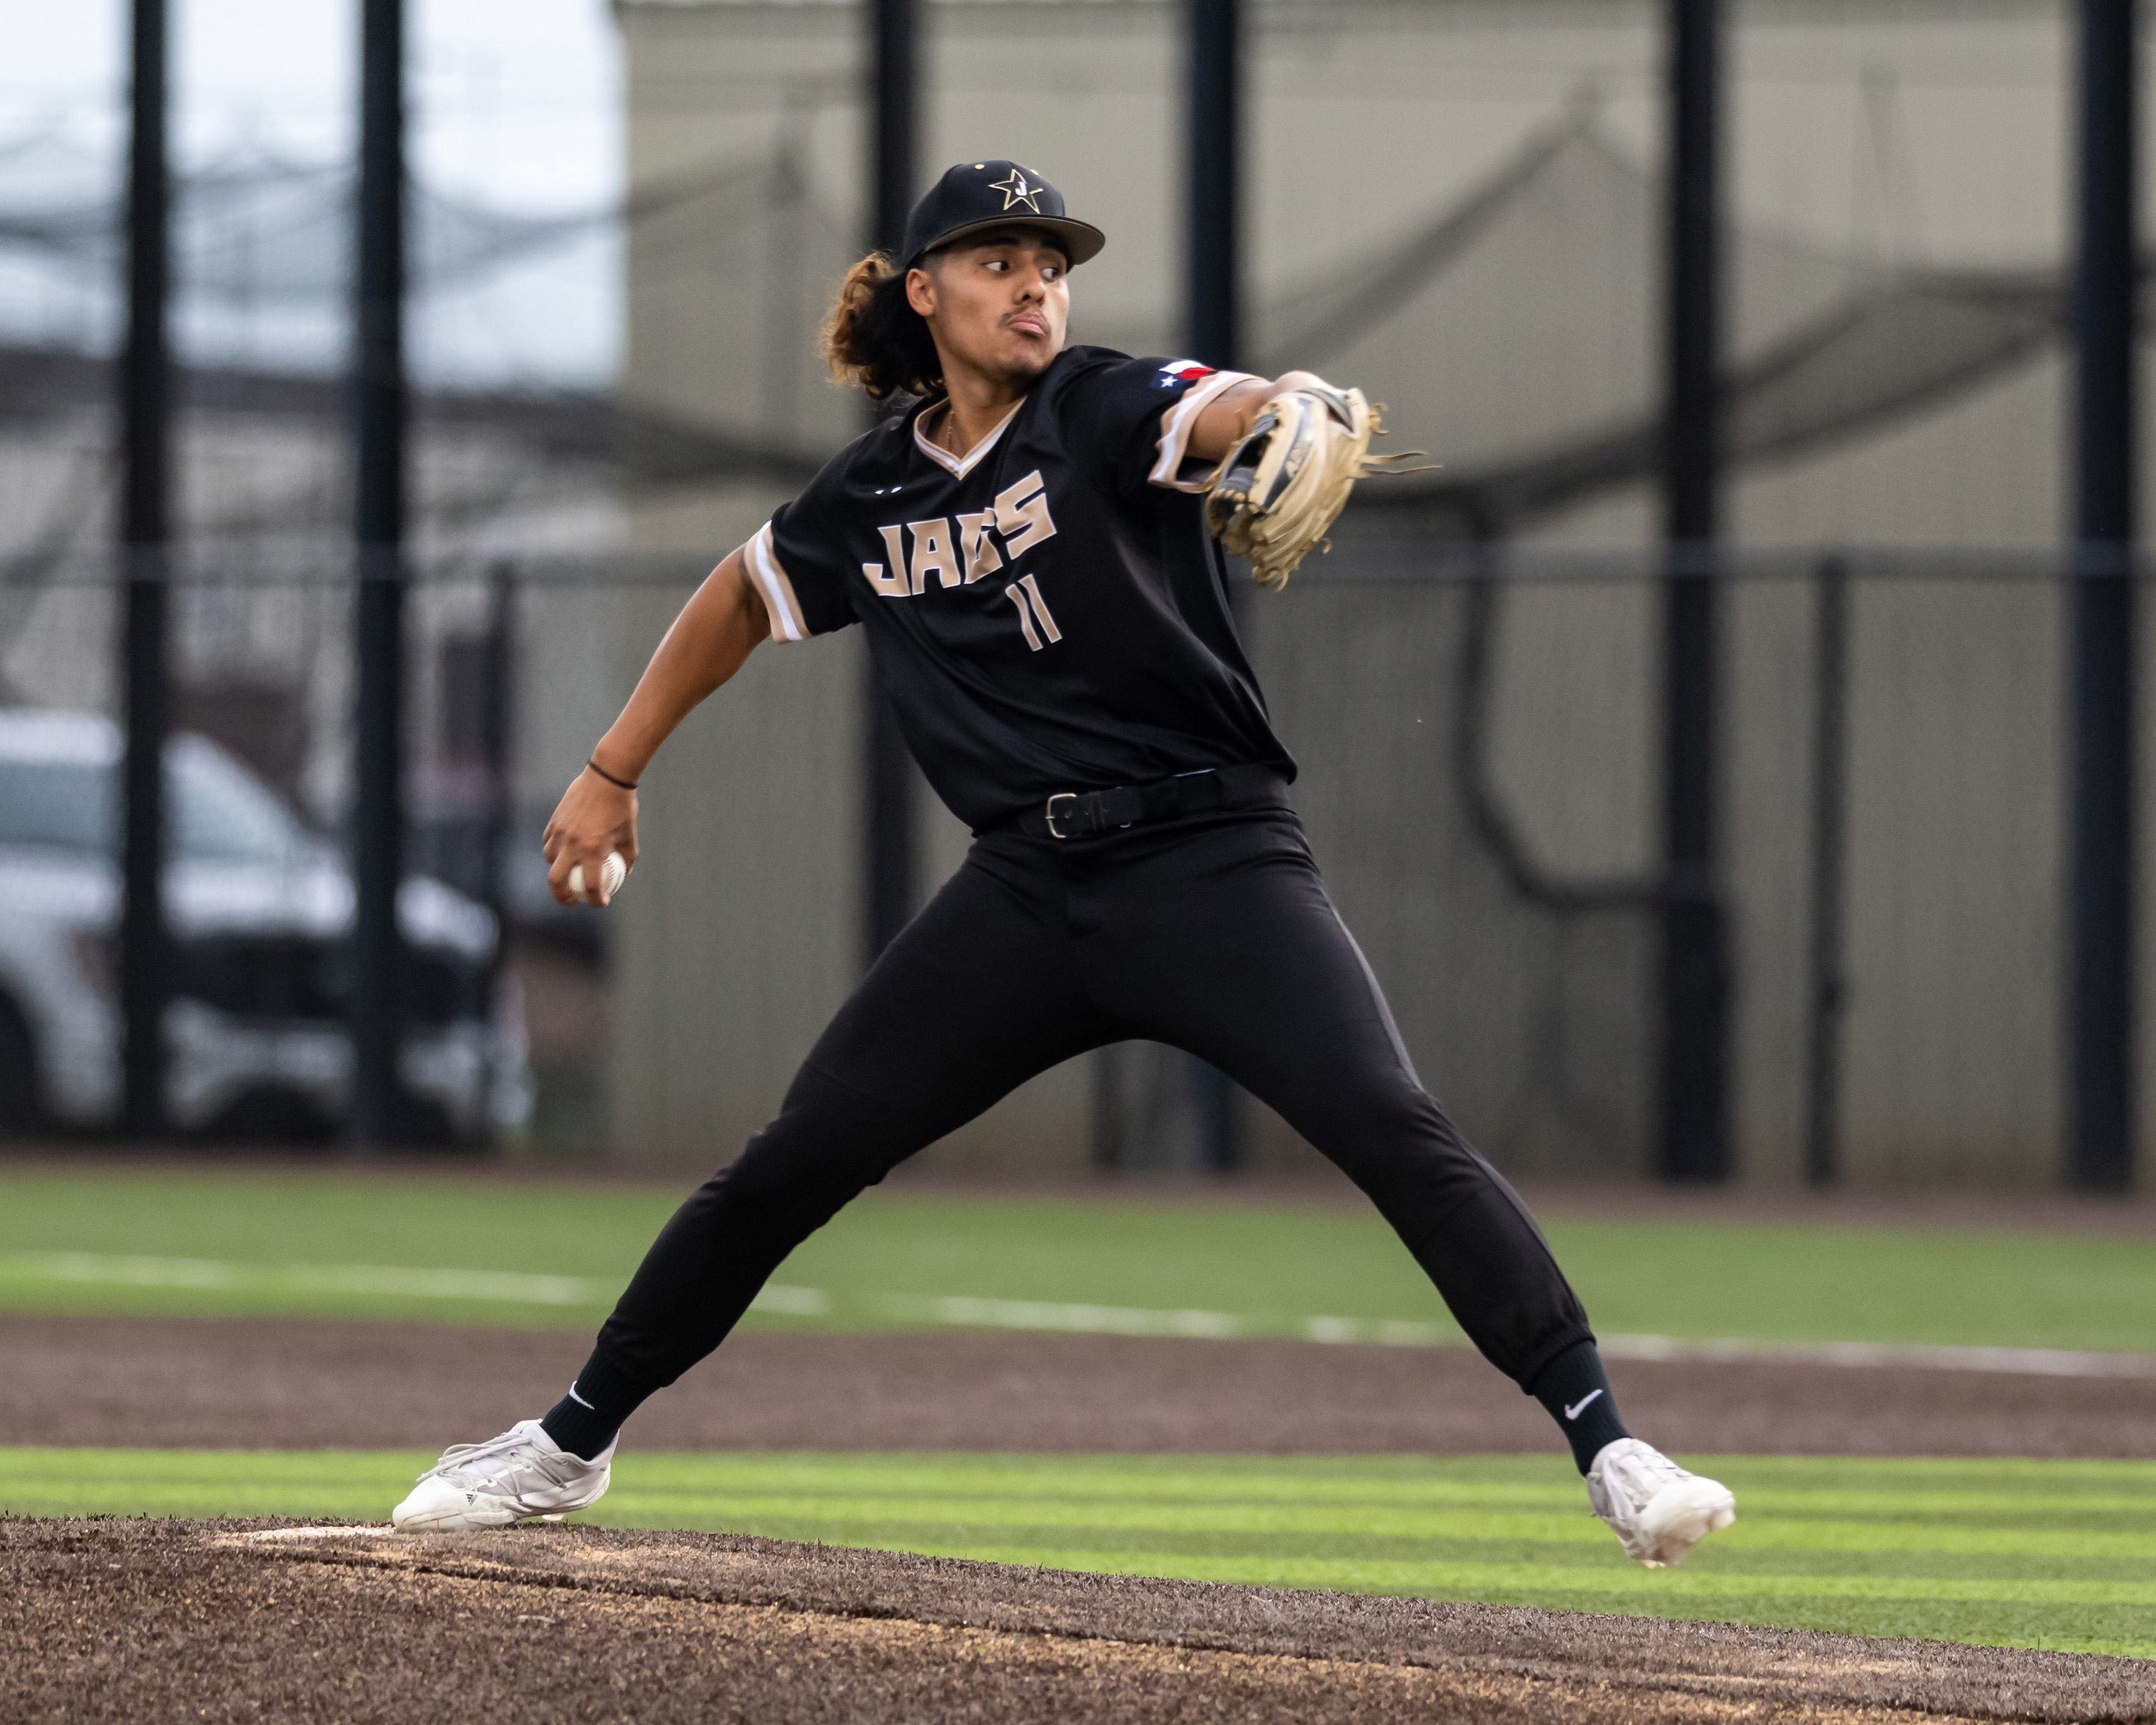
[988,168,1041,213]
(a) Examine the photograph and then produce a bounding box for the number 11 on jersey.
[1005,574,1062,652]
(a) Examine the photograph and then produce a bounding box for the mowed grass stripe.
[2,1169,2153,1353]
[913,1547,2156,1659]
[5,1449,2151,1658]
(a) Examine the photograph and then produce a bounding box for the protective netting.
[601,109,2104,532]
[0,126,626,371]
[0,110,2097,538]
[0,150,597,302]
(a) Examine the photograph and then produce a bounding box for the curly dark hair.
[822,252,945,401]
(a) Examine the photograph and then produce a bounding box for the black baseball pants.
[586,788,1594,1405]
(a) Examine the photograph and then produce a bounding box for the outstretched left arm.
[1185,370,1328,465]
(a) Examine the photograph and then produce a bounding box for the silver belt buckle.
[1044,792,1080,839]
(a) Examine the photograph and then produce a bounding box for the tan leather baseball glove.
[1202,383,1424,590]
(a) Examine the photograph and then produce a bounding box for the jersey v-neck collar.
[912,394,1025,480]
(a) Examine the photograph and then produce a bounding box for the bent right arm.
[543,546,771,906]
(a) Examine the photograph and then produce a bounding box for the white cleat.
[391,1419,613,1532]
[1586,1438,1736,1567]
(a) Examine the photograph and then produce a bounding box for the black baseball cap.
[899,160,1106,271]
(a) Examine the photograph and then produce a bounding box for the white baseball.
[568,850,628,904]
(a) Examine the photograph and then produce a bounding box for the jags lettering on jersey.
[863,468,1059,599]
[856,470,1065,650]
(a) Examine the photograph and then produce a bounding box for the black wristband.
[586,757,638,791]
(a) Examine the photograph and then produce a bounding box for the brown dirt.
[6,1312,2155,1456]
[7,1518,2152,1725]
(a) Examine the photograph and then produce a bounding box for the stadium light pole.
[119,0,173,1141]
[864,0,919,967]
[350,0,409,1146]
[1657,0,1732,1182]
[1184,0,1245,1173]
[2070,0,2137,1192]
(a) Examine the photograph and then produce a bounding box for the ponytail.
[822,252,945,402]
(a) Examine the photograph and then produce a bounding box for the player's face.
[910,232,1071,387]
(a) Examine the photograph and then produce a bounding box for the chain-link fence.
[1255,539,2084,1190]
[2,548,658,1151]
[0,537,2130,1189]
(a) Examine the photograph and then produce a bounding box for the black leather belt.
[1008,763,1285,840]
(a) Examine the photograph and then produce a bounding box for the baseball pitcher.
[393,161,1734,1568]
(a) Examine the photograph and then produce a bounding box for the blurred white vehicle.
[0,709,532,1143]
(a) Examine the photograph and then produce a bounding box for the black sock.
[1528,1339,1631,1474]
[539,1349,650,1461]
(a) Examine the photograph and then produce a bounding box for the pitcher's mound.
[7,1517,2148,1723]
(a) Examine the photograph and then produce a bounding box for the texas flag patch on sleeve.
[1155,359,1217,389]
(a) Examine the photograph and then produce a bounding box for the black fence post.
[350,0,409,1147]
[2070,0,2138,1193]
[119,0,172,1142]
[1186,0,1241,374]
[1658,0,1731,1183]
[1804,555,1851,1188]
[864,0,919,968]
[1184,0,1244,1173]
[478,561,517,1148]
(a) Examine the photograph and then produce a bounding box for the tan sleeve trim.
[744,522,808,643]
[1148,368,1261,492]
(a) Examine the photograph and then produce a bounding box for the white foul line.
[1595,1331,2156,1379]
[1,1252,2149,1378]
[0,1252,826,1317]
[881,1297,2156,1377]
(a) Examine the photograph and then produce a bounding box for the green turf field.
[1,1166,2151,1352]
[6,1169,2152,1660]
[4,1448,2149,1659]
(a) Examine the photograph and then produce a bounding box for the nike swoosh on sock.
[1564,1388,1605,1421]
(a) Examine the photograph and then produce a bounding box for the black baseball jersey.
[743,344,1297,833]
